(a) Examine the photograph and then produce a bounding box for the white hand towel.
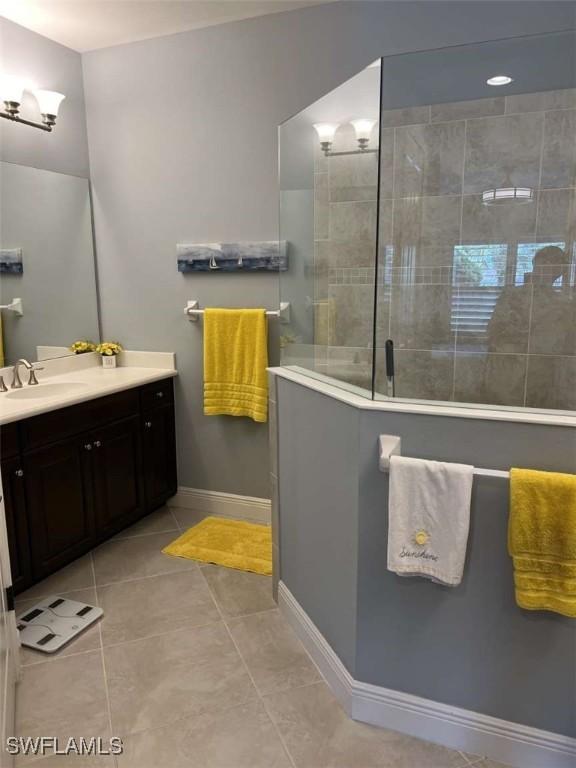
[387,455,474,587]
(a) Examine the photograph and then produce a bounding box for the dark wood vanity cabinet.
[24,436,96,580]
[1,452,33,594]
[91,415,145,539]
[142,385,177,511]
[0,378,177,593]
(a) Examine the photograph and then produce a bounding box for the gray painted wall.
[82,0,575,497]
[277,379,360,672]
[356,409,576,737]
[0,17,90,178]
[276,375,576,736]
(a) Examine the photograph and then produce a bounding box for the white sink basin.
[5,382,89,400]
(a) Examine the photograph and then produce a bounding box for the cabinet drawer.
[140,378,173,411]
[87,388,140,428]
[21,389,139,452]
[0,423,20,460]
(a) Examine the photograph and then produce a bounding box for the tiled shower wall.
[313,122,379,389]
[313,89,576,410]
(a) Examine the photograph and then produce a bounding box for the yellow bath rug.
[162,517,272,575]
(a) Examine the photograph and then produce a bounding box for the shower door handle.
[385,339,395,398]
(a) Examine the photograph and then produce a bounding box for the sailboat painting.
[177,241,288,272]
[0,248,23,274]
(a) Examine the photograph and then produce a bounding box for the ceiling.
[0,0,333,53]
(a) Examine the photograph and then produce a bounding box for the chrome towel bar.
[184,300,290,324]
[0,297,23,316]
[378,434,509,478]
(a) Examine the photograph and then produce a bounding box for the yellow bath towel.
[162,517,272,575]
[509,468,576,618]
[204,308,268,423]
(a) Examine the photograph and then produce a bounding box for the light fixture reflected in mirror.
[313,123,339,155]
[314,119,378,157]
[351,118,377,150]
[0,75,65,132]
[482,171,534,205]
[482,186,534,205]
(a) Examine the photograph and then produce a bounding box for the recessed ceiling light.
[487,75,514,86]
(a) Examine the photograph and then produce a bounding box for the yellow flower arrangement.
[96,341,123,357]
[70,340,96,354]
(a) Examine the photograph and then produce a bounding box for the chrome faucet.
[11,358,40,388]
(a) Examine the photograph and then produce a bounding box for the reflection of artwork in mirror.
[0,162,100,366]
[0,249,23,274]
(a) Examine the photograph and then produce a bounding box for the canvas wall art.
[0,248,23,274]
[177,241,288,272]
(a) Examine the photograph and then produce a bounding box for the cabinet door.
[24,437,95,580]
[0,472,18,763]
[92,416,144,538]
[142,404,177,510]
[0,457,32,594]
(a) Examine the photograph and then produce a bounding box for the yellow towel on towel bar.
[509,468,576,618]
[203,308,268,423]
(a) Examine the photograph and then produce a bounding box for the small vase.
[102,355,117,369]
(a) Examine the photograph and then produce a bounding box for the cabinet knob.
[144,421,152,429]
[14,469,24,478]
[84,443,93,451]
[94,440,102,448]
[155,391,164,399]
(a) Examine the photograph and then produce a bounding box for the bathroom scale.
[17,595,103,654]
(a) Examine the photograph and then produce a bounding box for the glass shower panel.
[374,31,576,411]
[279,64,381,396]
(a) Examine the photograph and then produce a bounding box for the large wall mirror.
[0,162,100,366]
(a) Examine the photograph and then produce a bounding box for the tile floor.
[15,506,509,768]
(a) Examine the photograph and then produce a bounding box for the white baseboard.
[169,486,271,524]
[278,579,354,715]
[278,581,576,768]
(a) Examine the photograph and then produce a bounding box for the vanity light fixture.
[0,75,65,132]
[314,119,378,157]
[487,74,514,86]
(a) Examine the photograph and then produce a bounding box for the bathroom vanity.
[0,363,177,594]
[0,161,179,596]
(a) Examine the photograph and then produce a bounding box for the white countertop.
[0,351,177,425]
